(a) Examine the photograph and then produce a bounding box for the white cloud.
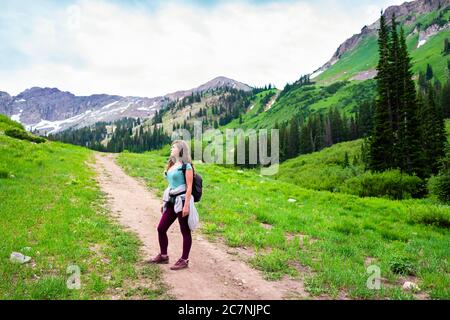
[0,0,401,97]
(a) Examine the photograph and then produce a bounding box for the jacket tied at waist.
[162,184,199,231]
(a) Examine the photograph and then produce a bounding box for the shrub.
[0,169,9,179]
[428,170,450,204]
[389,256,416,276]
[5,127,46,144]
[341,169,423,200]
[324,81,349,94]
[409,205,450,229]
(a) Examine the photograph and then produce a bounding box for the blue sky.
[0,0,405,97]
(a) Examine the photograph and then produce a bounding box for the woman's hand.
[160,206,163,214]
[182,205,190,217]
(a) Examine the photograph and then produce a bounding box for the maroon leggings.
[157,202,192,260]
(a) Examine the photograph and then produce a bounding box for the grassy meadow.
[117,146,450,300]
[0,115,168,300]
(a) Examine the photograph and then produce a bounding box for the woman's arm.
[182,169,194,217]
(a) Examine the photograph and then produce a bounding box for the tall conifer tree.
[369,13,394,171]
[398,27,425,177]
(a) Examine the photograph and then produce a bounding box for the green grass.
[315,35,380,85]
[275,139,365,193]
[117,148,450,299]
[412,30,450,82]
[0,117,169,300]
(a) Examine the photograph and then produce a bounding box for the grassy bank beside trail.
[0,116,168,300]
[118,149,450,300]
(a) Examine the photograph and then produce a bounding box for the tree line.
[274,101,374,162]
[48,117,171,153]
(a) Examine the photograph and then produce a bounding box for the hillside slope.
[229,80,377,129]
[314,0,450,84]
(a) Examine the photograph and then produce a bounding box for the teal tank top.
[166,163,192,189]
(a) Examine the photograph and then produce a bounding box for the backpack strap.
[181,162,195,184]
[181,162,187,182]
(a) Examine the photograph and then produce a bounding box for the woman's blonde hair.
[166,140,192,172]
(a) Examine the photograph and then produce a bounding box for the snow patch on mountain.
[310,69,325,79]
[11,109,23,122]
[26,109,96,134]
[101,101,119,110]
[137,101,158,111]
[417,39,427,48]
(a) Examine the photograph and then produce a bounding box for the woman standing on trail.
[148,140,196,270]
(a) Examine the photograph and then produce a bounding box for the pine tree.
[426,63,434,81]
[287,117,300,159]
[388,14,401,140]
[398,27,425,178]
[420,85,447,176]
[369,13,395,172]
[441,79,450,118]
[343,151,350,168]
[281,124,290,161]
[349,116,358,140]
[431,83,447,173]
[418,71,428,93]
[356,100,374,137]
[352,154,359,166]
[443,38,450,55]
[324,117,333,147]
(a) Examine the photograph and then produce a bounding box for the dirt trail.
[93,152,308,300]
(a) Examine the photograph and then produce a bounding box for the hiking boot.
[170,258,189,270]
[147,254,169,264]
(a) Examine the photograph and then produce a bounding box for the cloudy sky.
[0,0,405,97]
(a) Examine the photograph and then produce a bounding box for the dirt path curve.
[93,152,308,300]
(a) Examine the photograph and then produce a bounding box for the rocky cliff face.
[0,87,164,134]
[0,76,252,134]
[0,92,13,115]
[13,87,121,125]
[313,0,450,76]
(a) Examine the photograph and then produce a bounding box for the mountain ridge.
[0,76,252,134]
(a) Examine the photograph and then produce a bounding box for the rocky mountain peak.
[196,76,252,92]
[165,76,252,101]
[313,0,449,77]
